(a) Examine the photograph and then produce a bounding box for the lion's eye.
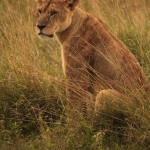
[50,11,58,17]
[67,3,73,8]
[38,9,42,14]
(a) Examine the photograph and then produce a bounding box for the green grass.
[0,0,150,149]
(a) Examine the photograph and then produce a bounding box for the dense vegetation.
[0,0,150,149]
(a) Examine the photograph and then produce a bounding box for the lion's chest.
[61,42,93,78]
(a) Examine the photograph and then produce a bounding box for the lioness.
[34,0,149,116]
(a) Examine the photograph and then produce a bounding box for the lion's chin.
[38,32,54,38]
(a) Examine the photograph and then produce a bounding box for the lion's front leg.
[66,67,94,119]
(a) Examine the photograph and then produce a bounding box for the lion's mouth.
[38,32,54,38]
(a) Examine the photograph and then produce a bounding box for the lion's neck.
[56,7,87,44]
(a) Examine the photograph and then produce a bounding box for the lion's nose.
[37,25,46,30]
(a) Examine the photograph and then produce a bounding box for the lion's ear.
[65,0,79,11]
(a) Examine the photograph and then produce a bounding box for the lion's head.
[35,0,79,38]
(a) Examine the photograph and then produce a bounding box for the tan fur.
[35,0,149,115]
[95,89,127,112]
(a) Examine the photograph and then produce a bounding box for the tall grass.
[0,0,65,146]
[0,0,150,149]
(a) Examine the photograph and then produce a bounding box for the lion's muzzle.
[38,32,54,38]
[37,24,46,31]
